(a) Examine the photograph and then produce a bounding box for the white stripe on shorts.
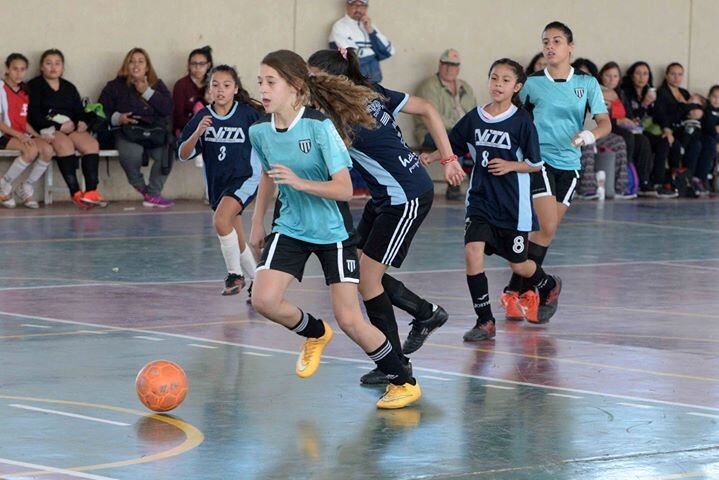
[561,173,579,206]
[532,165,553,199]
[336,241,359,284]
[256,233,280,271]
[382,198,419,265]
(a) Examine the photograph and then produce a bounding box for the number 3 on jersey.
[218,146,226,162]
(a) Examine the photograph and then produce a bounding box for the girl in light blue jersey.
[248,50,420,409]
[501,21,611,322]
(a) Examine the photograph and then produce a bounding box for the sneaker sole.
[142,201,174,208]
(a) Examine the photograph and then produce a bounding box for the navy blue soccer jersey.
[449,104,542,232]
[178,102,261,207]
[349,84,433,206]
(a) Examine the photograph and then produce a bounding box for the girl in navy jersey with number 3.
[178,65,263,297]
[424,59,561,340]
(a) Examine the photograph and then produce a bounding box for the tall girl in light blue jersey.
[424,59,561,340]
[179,65,263,297]
[248,50,420,409]
[501,21,611,320]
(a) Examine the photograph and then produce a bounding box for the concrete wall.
[1,0,716,201]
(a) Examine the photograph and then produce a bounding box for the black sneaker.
[638,182,658,197]
[222,273,245,296]
[246,281,253,305]
[656,184,679,199]
[462,318,496,342]
[445,185,463,201]
[537,275,562,323]
[360,360,413,386]
[402,305,449,354]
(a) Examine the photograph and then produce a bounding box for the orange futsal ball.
[135,360,188,412]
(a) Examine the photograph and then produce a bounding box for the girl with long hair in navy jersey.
[248,50,420,409]
[424,59,561,339]
[501,21,611,323]
[307,48,465,385]
[178,65,262,298]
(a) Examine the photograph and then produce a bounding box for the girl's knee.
[251,291,277,317]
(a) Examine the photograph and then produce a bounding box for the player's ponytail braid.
[488,58,527,108]
[306,73,379,146]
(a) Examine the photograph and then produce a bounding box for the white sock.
[219,229,243,276]
[24,160,50,185]
[240,245,257,281]
[2,157,30,190]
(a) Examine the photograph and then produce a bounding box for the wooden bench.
[0,149,119,204]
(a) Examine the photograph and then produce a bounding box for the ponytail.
[306,73,379,146]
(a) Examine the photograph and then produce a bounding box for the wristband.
[440,156,457,165]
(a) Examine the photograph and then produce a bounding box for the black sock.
[367,339,413,385]
[517,242,550,293]
[56,154,80,194]
[364,292,406,362]
[525,266,556,303]
[507,273,524,292]
[289,309,325,338]
[467,273,493,324]
[528,242,548,267]
[81,153,100,191]
[381,274,434,320]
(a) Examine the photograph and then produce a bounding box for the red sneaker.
[81,189,108,208]
[500,290,523,321]
[72,191,92,209]
[518,289,541,324]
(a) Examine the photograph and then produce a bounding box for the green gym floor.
[1,196,718,479]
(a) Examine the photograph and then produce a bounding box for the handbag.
[121,123,168,149]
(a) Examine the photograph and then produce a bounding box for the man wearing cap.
[329,0,395,83]
[414,49,476,199]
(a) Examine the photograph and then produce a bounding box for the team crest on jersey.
[346,259,356,272]
[574,88,585,98]
[298,139,312,154]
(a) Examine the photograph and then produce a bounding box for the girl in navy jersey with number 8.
[424,59,561,339]
[178,65,263,298]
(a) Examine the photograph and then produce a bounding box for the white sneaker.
[0,194,16,208]
[16,183,39,209]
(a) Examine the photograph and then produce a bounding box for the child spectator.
[0,53,53,208]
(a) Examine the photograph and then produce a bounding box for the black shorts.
[0,135,10,149]
[209,178,257,212]
[256,232,360,285]
[530,164,580,206]
[356,190,433,268]
[464,216,529,264]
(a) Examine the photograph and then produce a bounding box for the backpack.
[625,162,640,196]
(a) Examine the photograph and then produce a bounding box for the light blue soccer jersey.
[249,107,354,244]
[520,67,607,170]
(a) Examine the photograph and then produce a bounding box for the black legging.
[56,153,99,194]
[614,127,653,184]
[645,133,670,184]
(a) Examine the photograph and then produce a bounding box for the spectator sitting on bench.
[0,53,53,209]
[28,49,105,208]
[99,48,174,208]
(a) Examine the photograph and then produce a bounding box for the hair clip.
[338,47,348,60]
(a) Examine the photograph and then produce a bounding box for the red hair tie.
[338,47,348,60]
